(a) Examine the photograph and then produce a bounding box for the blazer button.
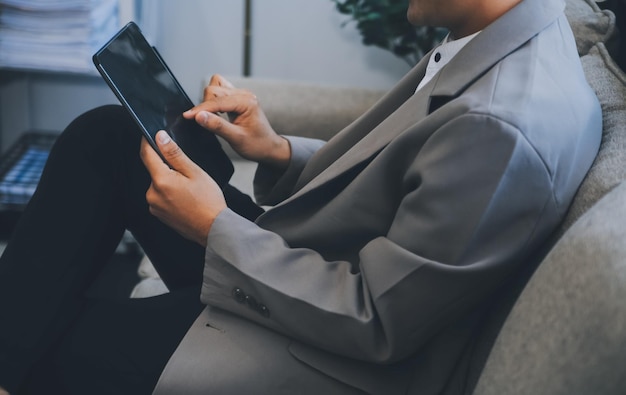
[259,304,270,318]
[245,295,258,310]
[232,287,246,304]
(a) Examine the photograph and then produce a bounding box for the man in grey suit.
[0,0,601,393]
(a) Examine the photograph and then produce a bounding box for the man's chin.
[406,9,430,27]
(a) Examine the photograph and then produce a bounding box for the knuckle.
[203,86,219,100]
[242,90,259,106]
[210,74,222,85]
[208,116,226,133]
[146,183,158,198]
[164,144,184,160]
[139,142,149,159]
[145,190,156,206]
[149,176,168,192]
[148,205,159,217]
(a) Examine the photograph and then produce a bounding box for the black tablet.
[93,22,194,159]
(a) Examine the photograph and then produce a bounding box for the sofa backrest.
[558,40,626,233]
[564,0,617,55]
[472,0,626,393]
[556,0,626,232]
[473,180,626,394]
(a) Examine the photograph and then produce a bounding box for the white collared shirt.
[415,31,481,93]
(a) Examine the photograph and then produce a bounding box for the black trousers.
[0,105,263,394]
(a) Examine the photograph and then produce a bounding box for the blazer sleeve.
[201,114,559,364]
[253,135,325,206]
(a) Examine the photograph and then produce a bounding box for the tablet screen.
[93,22,193,148]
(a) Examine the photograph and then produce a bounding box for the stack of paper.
[0,0,120,74]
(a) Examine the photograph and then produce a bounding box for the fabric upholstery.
[473,180,626,395]
[559,42,626,233]
[565,0,617,55]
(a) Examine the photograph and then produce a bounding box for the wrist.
[198,204,227,247]
[264,136,291,170]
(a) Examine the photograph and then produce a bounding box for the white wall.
[152,0,246,101]
[153,0,411,101]
[251,0,411,89]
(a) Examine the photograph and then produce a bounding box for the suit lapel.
[287,82,436,202]
[275,0,565,208]
[432,0,565,98]
[290,55,432,191]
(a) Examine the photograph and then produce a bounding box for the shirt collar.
[415,31,482,93]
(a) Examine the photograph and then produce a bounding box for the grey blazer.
[153,0,602,393]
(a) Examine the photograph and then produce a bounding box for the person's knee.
[60,105,138,148]
[51,105,142,166]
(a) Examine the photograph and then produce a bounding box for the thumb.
[155,130,198,177]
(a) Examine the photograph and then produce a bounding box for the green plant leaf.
[332,0,447,64]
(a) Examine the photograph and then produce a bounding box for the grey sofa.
[472,0,626,392]
[133,0,626,392]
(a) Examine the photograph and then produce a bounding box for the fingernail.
[157,131,171,144]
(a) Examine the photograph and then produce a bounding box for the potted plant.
[332,0,447,65]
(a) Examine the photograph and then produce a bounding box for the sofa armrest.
[205,76,386,157]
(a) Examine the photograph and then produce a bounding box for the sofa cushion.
[559,42,626,232]
[565,0,617,55]
[473,180,626,395]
